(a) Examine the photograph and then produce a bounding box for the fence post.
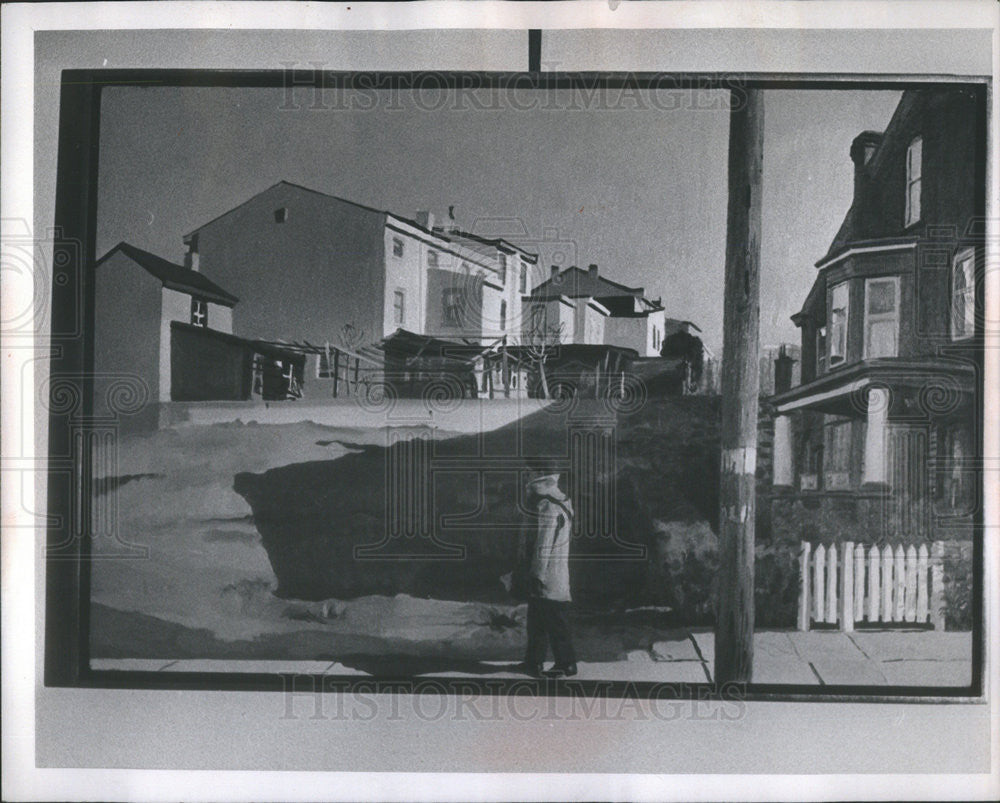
[893,544,906,622]
[916,543,929,623]
[904,544,918,622]
[825,544,838,624]
[868,545,881,622]
[853,544,865,626]
[840,542,854,632]
[880,544,893,622]
[930,540,945,630]
[798,541,811,631]
[813,544,826,623]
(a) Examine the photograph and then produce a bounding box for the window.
[816,326,827,374]
[498,253,507,284]
[653,326,661,351]
[519,262,528,294]
[905,136,922,227]
[824,420,852,490]
[274,207,288,223]
[864,277,899,358]
[442,287,464,327]
[190,298,207,327]
[938,423,973,510]
[951,248,975,340]
[801,438,823,491]
[392,237,404,257]
[499,300,507,331]
[530,303,547,334]
[829,282,849,366]
[427,250,438,268]
[393,289,406,326]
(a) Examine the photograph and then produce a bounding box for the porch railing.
[797,540,945,632]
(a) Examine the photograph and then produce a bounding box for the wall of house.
[382,226,427,337]
[191,183,387,348]
[159,288,232,402]
[572,298,606,345]
[646,309,667,357]
[480,281,506,342]
[170,324,251,402]
[521,297,575,345]
[425,266,486,341]
[603,316,648,355]
[93,251,162,417]
[208,303,234,335]
[502,254,533,345]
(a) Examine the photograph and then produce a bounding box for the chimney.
[183,234,200,272]
[415,211,435,231]
[849,130,883,203]
[447,205,460,233]
[774,345,796,395]
[588,263,598,279]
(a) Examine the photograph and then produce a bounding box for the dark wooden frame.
[45,59,988,700]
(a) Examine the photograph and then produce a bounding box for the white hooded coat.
[527,474,573,602]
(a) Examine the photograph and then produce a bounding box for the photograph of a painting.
[85,77,980,688]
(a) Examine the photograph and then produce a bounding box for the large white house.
[182,181,538,397]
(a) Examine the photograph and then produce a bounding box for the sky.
[97,85,901,354]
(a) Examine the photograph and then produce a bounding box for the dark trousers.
[525,598,576,668]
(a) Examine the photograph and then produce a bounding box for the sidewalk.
[92,630,972,686]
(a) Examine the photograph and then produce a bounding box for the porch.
[769,358,976,543]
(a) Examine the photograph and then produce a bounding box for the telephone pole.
[715,86,764,686]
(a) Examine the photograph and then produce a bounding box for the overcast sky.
[97,85,900,353]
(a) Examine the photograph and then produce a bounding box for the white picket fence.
[797,541,945,632]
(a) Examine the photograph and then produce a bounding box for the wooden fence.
[797,541,945,632]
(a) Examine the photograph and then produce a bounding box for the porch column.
[773,414,793,487]
[863,386,889,485]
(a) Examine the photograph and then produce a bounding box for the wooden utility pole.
[715,87,764,686]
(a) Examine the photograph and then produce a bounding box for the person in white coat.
[521,460,577,678]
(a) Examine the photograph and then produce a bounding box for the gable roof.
[529,266,653,303]
[184,180,386,240]
[96,242,239,306]
[183,180,511,272]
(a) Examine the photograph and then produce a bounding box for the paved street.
[92,629,973,686]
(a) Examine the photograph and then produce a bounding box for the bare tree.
[523,304,565,399]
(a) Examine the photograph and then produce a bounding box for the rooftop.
[96,242,239,306]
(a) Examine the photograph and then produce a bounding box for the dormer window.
[190,298,208,327]
[905,136,922,227]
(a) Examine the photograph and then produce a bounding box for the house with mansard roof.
[768,87,983,545]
